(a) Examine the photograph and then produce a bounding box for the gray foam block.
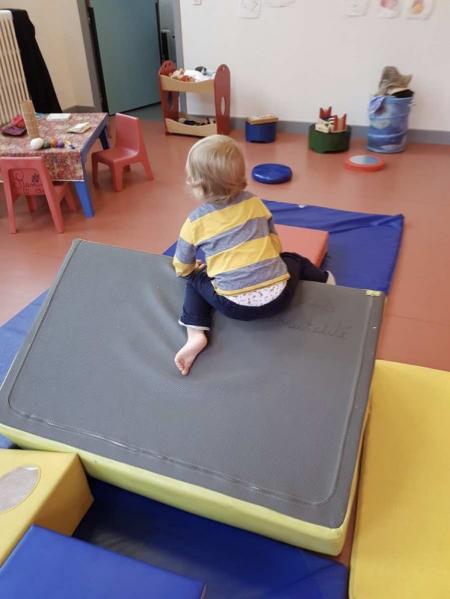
[0,240,384,528]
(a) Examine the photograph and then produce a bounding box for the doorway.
[85,0,178,117]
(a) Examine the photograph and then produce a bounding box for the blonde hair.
[186,135,247,203]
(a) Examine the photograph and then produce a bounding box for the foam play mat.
[0,240,383,555]
[0,451,92,565]
[350,361,450,599]
[0,526,206,598]
[0,337,350,596]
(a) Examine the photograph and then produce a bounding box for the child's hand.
[195,260,206,272]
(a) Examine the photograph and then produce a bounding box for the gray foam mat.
[0,240,384,528]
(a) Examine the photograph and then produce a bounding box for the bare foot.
[175,328,208,376]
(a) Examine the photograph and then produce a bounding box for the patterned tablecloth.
[0,113,108,181]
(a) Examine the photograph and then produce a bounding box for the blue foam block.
[252,163,293,184]
[76,479,348,598]
[0,526,205,599]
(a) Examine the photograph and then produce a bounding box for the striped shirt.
[173,191,289,295]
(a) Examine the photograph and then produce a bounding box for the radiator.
[0,10,29,125]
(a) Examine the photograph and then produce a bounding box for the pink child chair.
[91,113,154,192]
[0,157,77,234]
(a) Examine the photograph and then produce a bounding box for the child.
[173,135,334,375]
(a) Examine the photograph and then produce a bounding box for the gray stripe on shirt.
[175,236,196,264]
[201,216,270,256]
[214,257,288,292]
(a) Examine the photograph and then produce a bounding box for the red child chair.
[0,157,77,234]
[91,113,154,192]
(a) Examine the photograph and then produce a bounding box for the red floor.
[1,119,448,371]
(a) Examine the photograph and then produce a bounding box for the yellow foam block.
[0,450,93,565]
[350,361,450,599]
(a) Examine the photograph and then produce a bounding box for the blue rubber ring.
[252,163,292,184]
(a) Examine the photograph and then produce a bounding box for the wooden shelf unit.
[159,61,231,137]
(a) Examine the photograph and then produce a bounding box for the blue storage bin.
[246,121,277,143]
[367,96,413,154]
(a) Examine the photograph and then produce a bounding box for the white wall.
[57,0,94,107]
[180,1,450,131]
[2,0,93,108]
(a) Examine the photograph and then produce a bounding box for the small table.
[0,113,109,218]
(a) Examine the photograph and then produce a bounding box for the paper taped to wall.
[405,0,434,18]
[344,0,370,16]
[377,0,403,18]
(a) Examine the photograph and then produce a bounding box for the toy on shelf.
[168,67,215,83]
[159,60,230,138]
[309,106,351,153]
[246,114,278,143]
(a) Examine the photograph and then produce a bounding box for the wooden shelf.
[160,76,214,95]
[165,118,217,137]
[158,61,231,138]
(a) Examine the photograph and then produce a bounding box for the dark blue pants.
[179,253,328,329]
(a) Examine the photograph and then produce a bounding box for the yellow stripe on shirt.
[270,232,282,254]
[206,236,280,277]
[173,256,196,277]
[191,196,271,244]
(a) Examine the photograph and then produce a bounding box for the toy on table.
[67,122,91,134]
[46,113,71,121]
[344,154,385,172]
[29,137,68,150]
[20,100,40,139]
[309,106,351,153]
[1,115,26,137]
[29,138,44,150]
[246,114,278,143]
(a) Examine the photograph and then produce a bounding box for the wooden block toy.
[20,100,39,139]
